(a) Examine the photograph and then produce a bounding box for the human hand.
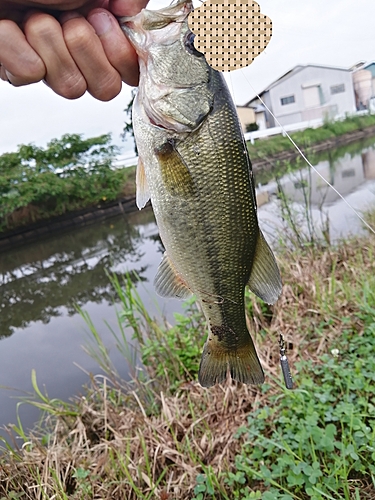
[0,0,148,100]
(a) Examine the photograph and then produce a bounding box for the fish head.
[120,0,214,132]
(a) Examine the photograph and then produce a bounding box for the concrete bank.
[250,124,375,171]
[0,196,139,253]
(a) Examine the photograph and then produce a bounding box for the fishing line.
[238,70,375,236]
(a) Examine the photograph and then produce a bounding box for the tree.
[122,88,138,155]
[0,134,127,232]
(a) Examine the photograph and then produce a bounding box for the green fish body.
[121,0,282,387]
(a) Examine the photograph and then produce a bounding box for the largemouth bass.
[120,0,282,387]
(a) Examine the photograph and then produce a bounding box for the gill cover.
[120,0,214,132]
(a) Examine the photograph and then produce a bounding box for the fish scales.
[121,0,282,387]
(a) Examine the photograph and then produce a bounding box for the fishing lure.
[279,334,294,390]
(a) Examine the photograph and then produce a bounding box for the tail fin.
[198,328,264,387]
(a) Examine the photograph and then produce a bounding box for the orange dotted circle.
[188,0,272,72]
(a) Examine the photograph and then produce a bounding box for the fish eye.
[184,31,203,57]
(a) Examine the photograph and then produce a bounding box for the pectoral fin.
[155,139,195,197]
[154,253,192,299]
[248,230,282,304]
[136,157,150,210]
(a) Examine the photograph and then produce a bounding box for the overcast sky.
[1,0,374,156]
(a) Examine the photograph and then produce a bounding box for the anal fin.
[154,253,192,299]
[248,230,282,304]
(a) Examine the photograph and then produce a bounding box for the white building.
[244,64,357,129]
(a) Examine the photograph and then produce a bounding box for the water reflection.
[255,134,375,186]
[0,209,157,339]
[282,153,367,204]
[362,148,375,180]
[0,208,175,443]
[258,141,375,242]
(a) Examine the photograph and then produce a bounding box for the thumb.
[108,0,149,17]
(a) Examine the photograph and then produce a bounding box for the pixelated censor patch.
[188,0,272,72]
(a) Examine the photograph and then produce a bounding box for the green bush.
[0,134,130,232]
[139,297,206,392]
[246,122,260,133]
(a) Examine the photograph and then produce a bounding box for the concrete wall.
[262,92,275,128]
[255,111,267,130]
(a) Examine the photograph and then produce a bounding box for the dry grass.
[1,378,263,499]
[249,238,374,367]
[1,234,375,499]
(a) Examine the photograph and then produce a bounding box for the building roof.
[244,63,352,107]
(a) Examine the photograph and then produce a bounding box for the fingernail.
[5,70,14,85]
[88,12,112,36]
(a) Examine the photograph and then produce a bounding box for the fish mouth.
[119,0,192,43]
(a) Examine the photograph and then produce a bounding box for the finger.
[4,1,103,12]
[0,64,11,82]
[109,0,149,17]
[87,8,139,86]
[0,19,45,85]
[24,11,87,99]
[61,12,122,101]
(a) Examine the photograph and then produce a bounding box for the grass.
[247,113,375,163]
[1,220,375,498]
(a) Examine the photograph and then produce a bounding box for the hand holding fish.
[0,0,148,98]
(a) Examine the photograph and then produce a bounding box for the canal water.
[0,208,184,445]
[257,136,375,243]
[1,137,375,445]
